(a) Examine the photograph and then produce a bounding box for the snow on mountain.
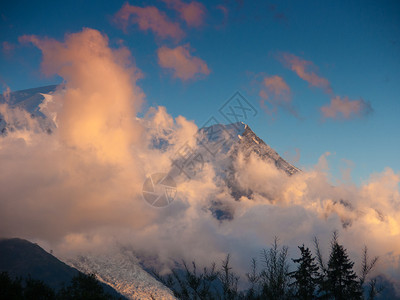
[196,121,300,202]
[1,86,301,299]
[0,85,57,115]
[0,85,58,135]
[198,121,300,176]
[66,249,175,300]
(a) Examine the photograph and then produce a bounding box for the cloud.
[321,96,373,120]
[3,28,152,242]
[278,53,374,121]
[114,3,184,41]
[280,52,332,94]
[261,75,290,97]
[215,5,229,29]
[2,41,15,55]
[2,86,11,102]
[162,0,206,27]
[259,75,298,117]
[19,28,144,163]
[1,28,398,296]
[157,44,210,80]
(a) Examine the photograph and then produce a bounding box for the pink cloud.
[19,28,144,162]
[114,3,184,41]
[280,53,332,93]
[2,41,15,55]
[261,75,290,98]
[162,0,206,27]
[278,53,373,120]
[259,75,298,117]
[157,44,210,80]
[216,5,228,28]
[321,96,372,119]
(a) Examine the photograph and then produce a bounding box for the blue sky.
[1,0,399,184]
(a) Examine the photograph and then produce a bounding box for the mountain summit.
[0,86,302,299]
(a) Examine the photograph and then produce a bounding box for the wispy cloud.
[216,5,228,28]
[2,41,15,55]
[157,44,210,80]
[162,0,206,27]
[321,96,373,120]
[114,3,185,41]
[278,52,374,120]
[280,52,332,94]
[261,75,290,97]
[259,75,299,118]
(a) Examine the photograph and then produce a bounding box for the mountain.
[0,85,57,135]
[0,238,77,290]
[1,86,301,299]
[196,122,300,202]
[0,85,57,115]
[0,238,126,298]
[198,121,299,175]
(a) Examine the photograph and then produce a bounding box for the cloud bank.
[0,28,399,295]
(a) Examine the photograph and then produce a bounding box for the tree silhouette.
[153,234,382,300]
[290,245,319,300]
[57,273,118,300]
[24,276,56,300]
[322,231,362,300]
[0,272,23,300]
[259,237,291,300]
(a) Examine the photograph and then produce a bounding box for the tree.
[323,231,362,300]
[0,272,23,300]
[24,276,56,300]
[290,245,319,300]
[57,273,116,300]
[152,260,220,300]
[259,237,292,300]
[359,246,382,299]
[245,258,260,299]
[219,254,240,300]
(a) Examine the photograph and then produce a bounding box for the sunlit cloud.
[0,25,397,295]
[157,44,210,80]
[321,96,373,120]
[278,52,374,120]
[114,3,185,41]
[162,0,206,27]
[261,75,290,96]
[259,75,298,117]
[280,52,332,94]
[19,28,145,164]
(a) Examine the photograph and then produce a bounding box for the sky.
[1,0,399,184]
[1,1,400,294]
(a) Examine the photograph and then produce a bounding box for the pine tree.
[290,245,319,300]
[324,232,362,300]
